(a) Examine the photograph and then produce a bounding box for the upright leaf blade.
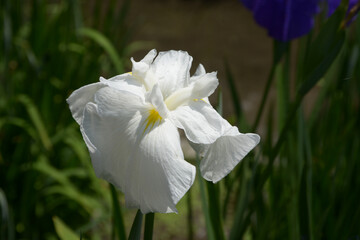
[53,216,79,240]
[78,28,124,73]
[17,95,52,151]
[299,11,346,97]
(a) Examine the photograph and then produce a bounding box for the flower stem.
[128,210,143,240]
[144,213,155,240]
[187,189,194,240]
[110,184,126,240]
[252,40,289,131]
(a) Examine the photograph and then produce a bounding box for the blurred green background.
[1,0,359,239]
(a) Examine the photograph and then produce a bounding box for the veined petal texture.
[200,125,260,183]
[67,49,260,213]
[81,87,195,213]
[171,101,226,144]
[67,82,106,125]
[148,50,193,98]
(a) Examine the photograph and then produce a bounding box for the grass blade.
[299,11,345,97]
[224,59,243,128]
[17,95,52,151]
[53,216,79,240]
[78,27,124,73]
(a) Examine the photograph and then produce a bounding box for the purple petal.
[242,0,319,41]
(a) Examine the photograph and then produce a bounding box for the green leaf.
[78,28,124,73]
[128,210,143,240]
[17,95,52,151]
[34,156,100,213]
[53,216,79,240]
[299,11,345,97]
[224,59,243,127]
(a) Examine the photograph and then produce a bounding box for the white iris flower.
[67,49,260,214]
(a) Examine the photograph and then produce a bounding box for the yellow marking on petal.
[143,108,162,133]
[193,98,206,102]
[128,72,132,75]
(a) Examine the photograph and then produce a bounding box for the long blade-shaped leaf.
[53,216,79,240]
[17,95,52,150]
[78,28,124,73]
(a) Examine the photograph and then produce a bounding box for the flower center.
[143,108,162,132]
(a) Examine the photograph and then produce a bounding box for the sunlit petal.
[171,101,225,144]
[68,49,260,214]
[100,74,145,98]
[81,86,195,213]
[199,126,260,183]
[67,82,105,124]
[149,50,193,98]
[165,72,218,111]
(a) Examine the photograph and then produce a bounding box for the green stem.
[206,182,225,240]
[144,213,154,240]
[128,210,143,240]
[110,184,126,240]
[252,41,289,131]
[187,189,194,240]
[196,155,215,240]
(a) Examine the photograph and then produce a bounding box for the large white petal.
[67,82,106,124]
[81,87,195,213]
[100,74,145,98]
[171,100,226,144]
[124,120,196,213]
[199,126,260,183]
[149,50,193,98]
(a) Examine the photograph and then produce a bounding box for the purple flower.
[241,0,319,41]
